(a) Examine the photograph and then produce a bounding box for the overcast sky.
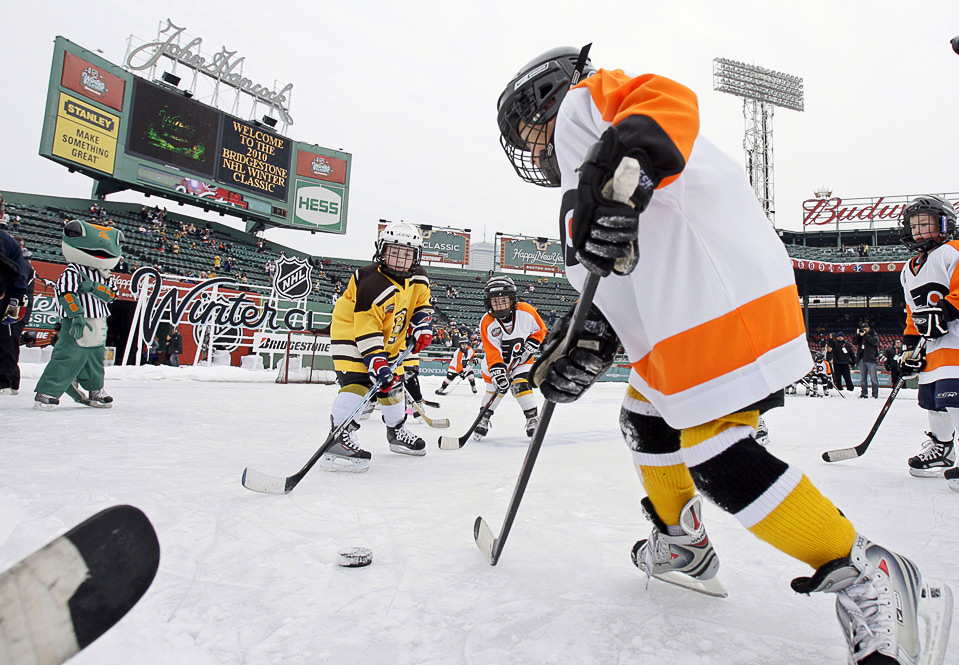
[3,1,959,261]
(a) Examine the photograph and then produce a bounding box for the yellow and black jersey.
[331,263,431,374]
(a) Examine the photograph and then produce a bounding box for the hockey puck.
[337,547,373,568]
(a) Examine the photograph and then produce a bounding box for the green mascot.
[35,219,123,410]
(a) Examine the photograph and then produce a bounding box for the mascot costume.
[34,219,122,410]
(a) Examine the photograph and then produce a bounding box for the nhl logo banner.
[273,256,313,300]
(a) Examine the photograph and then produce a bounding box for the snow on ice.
[1,364,956,664]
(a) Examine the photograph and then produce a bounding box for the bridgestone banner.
[499,237,564,273]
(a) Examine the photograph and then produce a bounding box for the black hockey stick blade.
[422,399,442,409]
[438,382,507,450]
[0,505,160,665]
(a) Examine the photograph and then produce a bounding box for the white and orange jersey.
[448,346,477,373]
[813,357,832,376]
[555,70,811,428]
[901,240,959,383]
[479,302,547,377]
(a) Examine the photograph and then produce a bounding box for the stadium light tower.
[713,58,804,225]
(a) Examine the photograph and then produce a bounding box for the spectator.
[854,322,880,398]
[882,338,903,387]
[825,332,855,391]
[166,328,183,367]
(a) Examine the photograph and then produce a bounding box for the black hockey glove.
[900,343,926,379]
[489,363,511,393]
[911,304,951,339]
[572,123,657,278]
[531,303,620,403]
[521,338,540,363]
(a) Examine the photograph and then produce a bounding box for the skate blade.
[33,403,57,411]
[82,400,113,409]
[909,468,950,478]
[918,581,953,665]
[947,478,959,493]
[389,444,426,456]
[650,570,729,599]
[319,455,370,473]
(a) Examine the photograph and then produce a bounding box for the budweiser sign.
[802,195,959,226]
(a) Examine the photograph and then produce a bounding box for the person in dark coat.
[824,332,855,391]
[166,328,184,367]
[882,338,904,387]
[0,230,31,394]
[853,322,881,398]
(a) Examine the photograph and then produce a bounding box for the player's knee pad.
[618,406,680,455]
[510,378,532,398]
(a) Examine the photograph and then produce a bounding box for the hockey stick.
[438,388,501,450]
[242,347,413,493]
[438,357,522,449]
[822,338,925,462]
[435,374,462,396]
[407,389,450,428]
[474,272,600,565]
[421,398,442,409]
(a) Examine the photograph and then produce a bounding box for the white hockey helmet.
[375,221,423,279]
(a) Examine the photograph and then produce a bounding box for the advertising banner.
[219,118,291,201]
[295,150,348,184]
[790,258,905,273]
[291,180,347,233]
[499,237,564,273]
[51,92,119,175]
[60,51,125,111]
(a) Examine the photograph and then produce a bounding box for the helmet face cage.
[485,275,518,320]
[375,222,422,279]
[496,48,593,188]
[899,196,958,253]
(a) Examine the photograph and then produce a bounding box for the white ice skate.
[755,416,770,447]
[473,412,492,440]
[357,400,376,421]
[631,495,727,598]
[319,421,371,473]
[791,534,953,665]
[524,408,539,438]
[83,388,114,408]
[908,432,955,478]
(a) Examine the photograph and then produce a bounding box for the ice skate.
[524,408,539,438]
[33,393,59,411]
[319,420,371,473]
[435,385,448,396]
[473,411,492,440]
[83,388,114,408]
[791,534,953,665]
[470,383,478,394]
[631,495,727,598]
[755,416,770,447]
[908,432,955,478]
[945,466,959,493]
[0,387,16,395]
[387,417,426,456]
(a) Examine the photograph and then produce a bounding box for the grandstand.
[3,189,914,371]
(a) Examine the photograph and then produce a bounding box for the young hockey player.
[802,352,832,397]
[34,220,122,410]
[475,275,546,439]
[497,46,952,663]
[435,338,478,395]
[897,196,959,481]
[324,221,433,472]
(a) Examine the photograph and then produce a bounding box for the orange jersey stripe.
[480,315,504,365]
[575,70,699,189]
[922,347,959,373]
[631,285,805,395]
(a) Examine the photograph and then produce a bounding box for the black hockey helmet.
[459,338,471,348]
[485,275,518,320]
[497,46,595,188]
[899,196,958,253]
[375,221,423,279]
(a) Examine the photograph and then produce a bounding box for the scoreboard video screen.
[40,37,350,234]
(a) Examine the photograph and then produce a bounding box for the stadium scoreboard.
[40,37,351,234]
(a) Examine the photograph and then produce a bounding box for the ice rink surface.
[1,364,956,664]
